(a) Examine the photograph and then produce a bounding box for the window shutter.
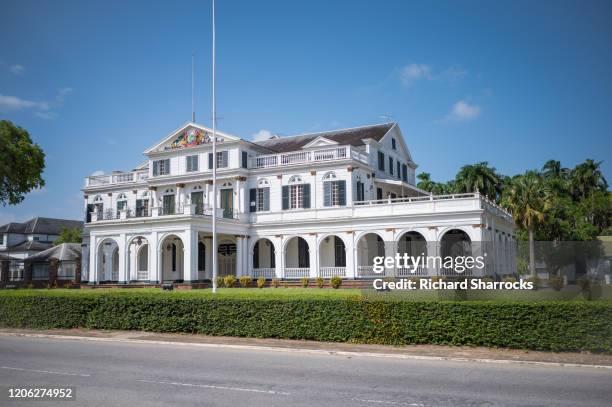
[208,153,213,169]
[402,164,408,182]
[397,162,401,179]
[323,181,331,207]
[153,161,158,176]
[378,152,385,171]
[282,186,289,210]
[263,188,270,211]
[222,151,228,168]
[249,188,257,213]
[302,184,311,208]
[241,151,248,168]
[164,159,170,175]
[338,180,346,206]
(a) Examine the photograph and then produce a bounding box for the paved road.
[0,336,610,407]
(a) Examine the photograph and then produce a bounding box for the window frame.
[186,155,199,172]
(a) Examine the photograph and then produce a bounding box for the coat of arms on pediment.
[167,127,211,150]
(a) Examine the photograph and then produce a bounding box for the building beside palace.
[0,217,83,282]
[81,122,515,284]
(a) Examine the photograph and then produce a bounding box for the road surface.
[0,335,610,406]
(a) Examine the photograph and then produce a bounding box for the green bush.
[315,277,324,288]
[215,276,224,288]
[548,276,564,291]
[0,291,610,353]
[503,276,517,283]
[271,278,280,288]
[300,277,309,288]
[330,276,342,289]
[526,276,542,290]
[223,275,237,288]
[239,276,252,288]
[256,277,266,289]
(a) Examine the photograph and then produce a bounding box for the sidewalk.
[1,328,610,368]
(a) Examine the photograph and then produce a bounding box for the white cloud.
[442,66,468,82]
[56,87,73,103]
[0,94,51,111]
[252,129,274,141]
[449,100,481,121]
[35,111,57,120]
[400,64,431,87]
[9,64,24,75]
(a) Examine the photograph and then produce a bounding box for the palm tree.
[502,171,550,276]
[454,162,502,201]
[416,172,436,192]
[570,159,608,200]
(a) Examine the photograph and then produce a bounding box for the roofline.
[253,122,396,143]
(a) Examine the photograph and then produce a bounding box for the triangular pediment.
[301,136,339,149]
[144,122,241,154]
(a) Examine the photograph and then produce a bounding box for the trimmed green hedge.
[1,292,610,353]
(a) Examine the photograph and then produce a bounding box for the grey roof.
[253,123,394,153]
[0,217,83,235]
[0,253,19,261]
[2,240,54,252]
[25,243,82,263]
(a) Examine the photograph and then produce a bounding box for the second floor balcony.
[85,169,149,187]
[251,145,368,169]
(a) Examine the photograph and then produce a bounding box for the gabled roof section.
[0,217,83,235]
[25,243,81,262]
[253,123,394,153]
[301,136,340,149]
[144,122,241,154]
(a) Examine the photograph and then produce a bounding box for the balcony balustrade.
[252,145,367,169]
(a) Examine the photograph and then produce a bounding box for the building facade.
[82,122,515,284]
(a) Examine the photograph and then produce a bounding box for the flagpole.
[192,53,195,122]
[211,0,218,293]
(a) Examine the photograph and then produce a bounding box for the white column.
[235,179,241,215]
[274,237,283,279]
[176,185,183,212]
[309,235,318,278]
[236,236,243,277]
[382,229,395,277]
[118,233,128,283]
[345,233,355,278]
[149,231,159,283]
[346,170,354,206]
[183,228,198,282]
[88,235,97,284]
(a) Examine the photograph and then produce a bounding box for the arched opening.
[252,238,275,279]
[96,238,119,282]
[284,237,309,278]
[160,234,184,282]
[127,236,149,281]
[440,229,473,276]
[356,233,385,277]
[319,235,346,277]
[397,231,428,276]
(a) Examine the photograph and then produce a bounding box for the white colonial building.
[81,122,515,284]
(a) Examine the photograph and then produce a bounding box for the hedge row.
[1,293,610,353]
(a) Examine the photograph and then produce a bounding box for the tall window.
[402,164,408,182]
[250,179,270,212]
[389,157,394,175]
[186,155,198,172]
[208,151,228,169]
[391,138,396,150]
[323,172,346,206]
[116,193,127,212]
[241,151,248,168]
[282,176,310,210]
[152,159,170,176]
[356,181,365,202]
[397,162,401,179]
[0,234,4,245]
[378,151,385,171]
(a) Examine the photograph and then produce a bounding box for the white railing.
[356,266,378,277]
[85,170,149,187]
[252,268,276,278]
[397,265,429,277]
[319,267,346,278]
[354,193,476,206]
[440,266,474,277]
[284,268,310,278]
[252,146,365,168]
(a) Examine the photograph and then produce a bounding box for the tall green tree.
[0,120,45,206]
[570,159,608,200]
[54,228,83,245]
[502,171,550,276]
[454,162,503,202]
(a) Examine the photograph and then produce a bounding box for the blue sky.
[1,0,611,224]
